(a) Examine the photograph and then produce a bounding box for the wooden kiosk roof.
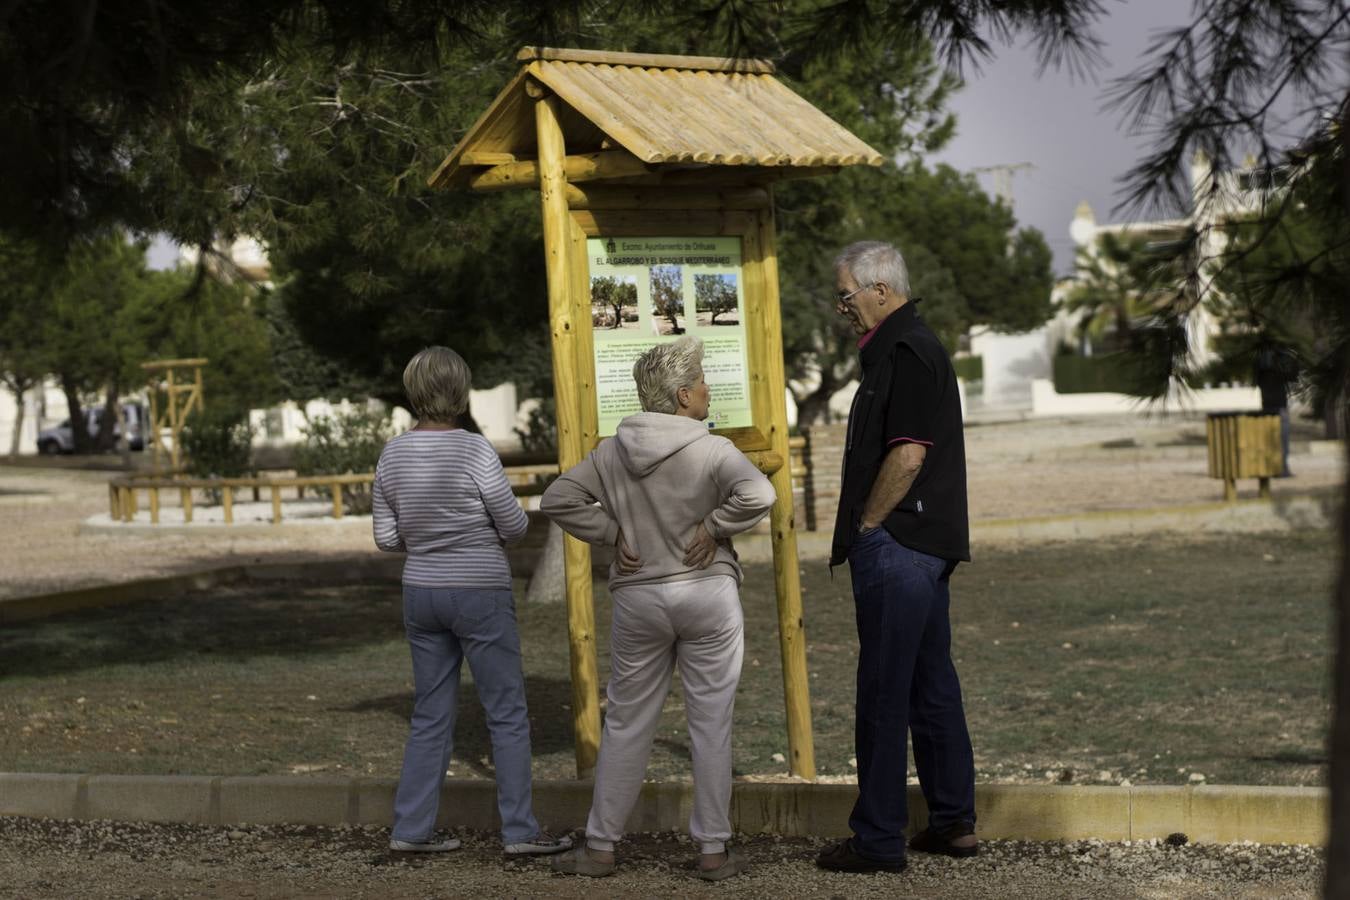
[429,47,885,190]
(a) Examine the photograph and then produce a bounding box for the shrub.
[953,355,984,382]
[293,407,393,514]
[181,409,254,480]
[1052,354,1142,394]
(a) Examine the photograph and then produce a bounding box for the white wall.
[248,382,524,452]
[0,378,74,455]
[970,327,1052,407]
[1030,378,1262,417]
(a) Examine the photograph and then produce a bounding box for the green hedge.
[953,355,983,382]
[1053,354,1140,394]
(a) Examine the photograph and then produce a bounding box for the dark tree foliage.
[0,0,598,242]
[1211,153,1350,431]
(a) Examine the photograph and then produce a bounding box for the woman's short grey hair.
[834,240,911,297]
[633,336,704,414]
[403,346,472,423]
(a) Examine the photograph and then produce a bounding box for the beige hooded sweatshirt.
[540,412,777,589]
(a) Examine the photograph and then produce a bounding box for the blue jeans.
[847,529,976,862]
[392,585,540,843]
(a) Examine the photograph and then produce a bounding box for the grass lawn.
[0,530,1334,786]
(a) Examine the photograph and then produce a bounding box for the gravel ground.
[0,818,1324,899]
[0,467,379,601]
[1,414,1341,601]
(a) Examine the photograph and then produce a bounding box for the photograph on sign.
[694,273,741,327]
[649,265,685,336]
[587,236,753,436]
[589,274,640,332]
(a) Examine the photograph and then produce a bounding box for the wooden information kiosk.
[430,47,883,779]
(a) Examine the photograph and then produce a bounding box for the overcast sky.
[933,0,1195,276]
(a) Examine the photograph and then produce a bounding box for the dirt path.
[1,414,1340,600]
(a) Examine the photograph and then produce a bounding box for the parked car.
[37,403,147,454]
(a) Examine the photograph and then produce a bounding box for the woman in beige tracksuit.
[541,336,775,881]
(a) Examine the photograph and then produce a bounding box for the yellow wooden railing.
[106,437,807,526]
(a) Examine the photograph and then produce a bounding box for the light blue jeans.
[392,585,540,844]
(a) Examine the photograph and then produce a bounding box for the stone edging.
[0,774,1325,846]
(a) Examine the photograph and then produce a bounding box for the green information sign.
[587,236,753,435]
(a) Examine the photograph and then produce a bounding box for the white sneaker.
[503,831,574,856]
[389,837,462,852]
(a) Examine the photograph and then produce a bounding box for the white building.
[963,150,1270,419]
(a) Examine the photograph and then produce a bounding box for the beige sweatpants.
[584,574,744,855]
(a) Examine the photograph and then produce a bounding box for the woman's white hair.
[633,336,704,414]
[403,346,472,424]
[834,240,911,297]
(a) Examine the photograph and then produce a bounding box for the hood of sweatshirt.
[613,412,710,477]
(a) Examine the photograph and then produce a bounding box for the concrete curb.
[76,492,1338,548]
[76,517,378,538]
[0,774,1325,845]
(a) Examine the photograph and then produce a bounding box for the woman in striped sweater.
[372,346,571,857]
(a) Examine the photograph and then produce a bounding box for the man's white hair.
[834,240,911,297]
[633,336,704,414]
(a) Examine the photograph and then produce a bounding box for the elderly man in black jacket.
[816,241,978,874]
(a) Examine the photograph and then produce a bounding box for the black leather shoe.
[908,822,978,858]
[815,838,907,873]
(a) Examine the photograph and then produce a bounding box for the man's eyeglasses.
[832,283,876,308]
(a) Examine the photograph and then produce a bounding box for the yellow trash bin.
[1206,412,1283,501]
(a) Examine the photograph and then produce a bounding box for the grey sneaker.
[503,831,574,856]
[551,845,616,876]
[389,836,462,852]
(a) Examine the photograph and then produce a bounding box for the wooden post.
[181,487,193,524]
[536,83,602,779]
[222,487,233,524]
[148,387,161,471]
[752,197,816,779]
[271,485,282,524]
[109,484,119,520]
[149,487,160,525]
[126,487,138,521]
[332,483,344,519]
[166,367,179,470]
